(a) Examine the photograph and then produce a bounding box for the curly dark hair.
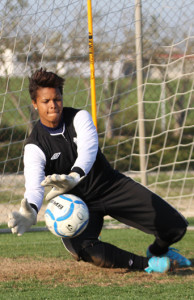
[29,68,65,101]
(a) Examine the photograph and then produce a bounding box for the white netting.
[0,0,193,227]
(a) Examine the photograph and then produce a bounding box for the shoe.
[147,247,191,267]
[145,256,170,273]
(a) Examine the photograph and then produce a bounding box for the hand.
[41,172,82,201]
[8,198,37,236]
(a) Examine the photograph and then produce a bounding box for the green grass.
[0,227,193,299]
[188,217,194,226]
[0,281,193,300]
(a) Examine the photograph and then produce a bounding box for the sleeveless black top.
[25,107,123,202]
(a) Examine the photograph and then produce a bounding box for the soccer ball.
[44,194,89,238]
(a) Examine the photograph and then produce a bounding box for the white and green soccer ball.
[45,194,89,238]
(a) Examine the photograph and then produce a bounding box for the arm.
[41,110,99,201]
[8,144,46,235]
[72,109,98,175]
[24,144,46,211]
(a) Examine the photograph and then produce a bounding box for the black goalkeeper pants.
[62,176,188,269]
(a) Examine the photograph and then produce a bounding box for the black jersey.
[25,107,123,203]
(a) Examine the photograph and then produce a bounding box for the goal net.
[0,0,193,228]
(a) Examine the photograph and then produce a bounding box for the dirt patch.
[0,257,193,287]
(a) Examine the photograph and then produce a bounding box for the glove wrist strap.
[71,167,85,178]
[29,203,38,214]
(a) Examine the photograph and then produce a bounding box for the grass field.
[0,75,194,298]
[0,226,193,300]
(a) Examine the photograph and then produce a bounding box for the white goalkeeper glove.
[8,198,37,236]
[41,172,82,201]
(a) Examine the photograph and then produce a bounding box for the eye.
[42,99,49,103]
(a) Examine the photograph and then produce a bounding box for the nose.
[49,100,56,108]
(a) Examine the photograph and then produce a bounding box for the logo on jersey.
[51,152,61,160]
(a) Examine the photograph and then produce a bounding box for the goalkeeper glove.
[8,198,37,236]
[41,172,82,201]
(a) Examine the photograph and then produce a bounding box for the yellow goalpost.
[87,0,97,129]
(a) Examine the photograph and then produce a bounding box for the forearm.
[24,144,46,211]
[24,188,44,212]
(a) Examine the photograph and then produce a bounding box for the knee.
[61,237,81,261]
[171,225,187,244]
[159,222,188,245]
[170,213,188,243]
[62,238,108,267]
[80,241,110,268]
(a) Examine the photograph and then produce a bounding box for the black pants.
[62,176,188,269]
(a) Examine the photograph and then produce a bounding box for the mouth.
[48,111,59,115]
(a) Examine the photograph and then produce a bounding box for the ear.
[32,100,37,110]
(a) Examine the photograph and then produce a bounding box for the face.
[32,87,63,128]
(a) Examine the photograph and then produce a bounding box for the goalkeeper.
[8,68,191,273]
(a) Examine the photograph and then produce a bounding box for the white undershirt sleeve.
[24,110,98,210]
[24,144,46,211]
[72,110,98,175]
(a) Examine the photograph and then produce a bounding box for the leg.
[61,211,149,270]
[102,176,188,254]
